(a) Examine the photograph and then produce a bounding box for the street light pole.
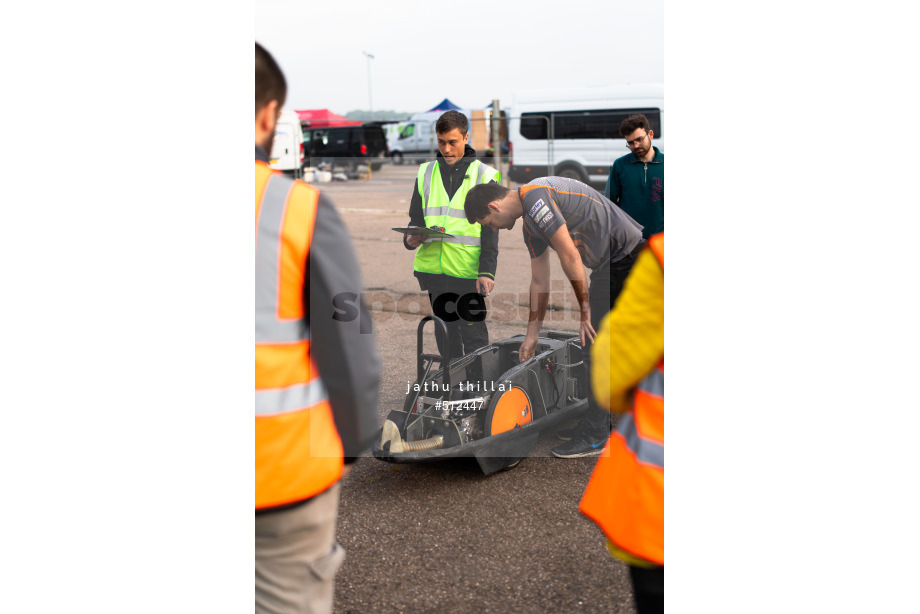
[362,51,374,122]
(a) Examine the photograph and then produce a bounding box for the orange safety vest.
[579,232,664,566]
[255,160,344,510]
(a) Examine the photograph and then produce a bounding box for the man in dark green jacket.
[605,114,663,239]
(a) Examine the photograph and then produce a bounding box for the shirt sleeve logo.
[528,198,545,217]
[534,205,551,222]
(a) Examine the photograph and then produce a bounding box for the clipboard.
[391,226,455,238]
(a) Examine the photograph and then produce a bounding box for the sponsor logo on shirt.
[540,211,555,225]
[529,199,545,217]
[534,205,550,222]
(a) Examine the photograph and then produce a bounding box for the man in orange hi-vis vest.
[580,233,663,613]
[255,43,381,614]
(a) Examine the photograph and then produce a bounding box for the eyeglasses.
[625,133,649,149]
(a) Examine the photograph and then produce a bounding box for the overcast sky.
[255,0,663,116]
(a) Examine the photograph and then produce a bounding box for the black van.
[302,124,389,172]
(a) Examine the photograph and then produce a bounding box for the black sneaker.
[551,432,607,458]
[554,424,583,441]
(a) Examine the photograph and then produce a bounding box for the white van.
[269,111,304,177]
[508,84,663,188]
[387,118,434,165]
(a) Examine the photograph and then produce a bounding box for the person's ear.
[648,129,654,140]
[258,100,279,132]
[488,201,500,213]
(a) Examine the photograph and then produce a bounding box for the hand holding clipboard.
[392,226,454,248]
[391,226,454,238]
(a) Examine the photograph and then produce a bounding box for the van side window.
[520,115,550,140]
[520,109,662,140]
[399,124,415,139]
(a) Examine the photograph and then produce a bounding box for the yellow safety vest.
[413,159,499,278]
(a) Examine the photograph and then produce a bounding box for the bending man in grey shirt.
[464,177,644,459]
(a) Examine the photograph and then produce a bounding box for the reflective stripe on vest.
[256,174,307,344]
[615,368,664,468]
[255,380,330,416]
[421,162,436,205]
[413,159,498,277]
[417,206,471,220]
[255,161,343,510]
[428,234,482,246]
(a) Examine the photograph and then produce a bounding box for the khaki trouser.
[255,484,345,614]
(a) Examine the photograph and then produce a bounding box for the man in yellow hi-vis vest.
[255,42,381,614]
[403,111,501,378]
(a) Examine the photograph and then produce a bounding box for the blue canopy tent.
[424,98,463,113]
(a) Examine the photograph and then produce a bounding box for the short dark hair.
[436,110,469,135]
[255,42,286,118]
[464,183,510,224]
[619,114,650,137]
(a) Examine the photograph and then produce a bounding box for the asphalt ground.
[320,163,639,613]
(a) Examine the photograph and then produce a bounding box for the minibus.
[508,84,663,188]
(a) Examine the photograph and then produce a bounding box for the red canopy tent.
[295,109,361,128]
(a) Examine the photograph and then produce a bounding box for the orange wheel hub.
[488,387,532,435]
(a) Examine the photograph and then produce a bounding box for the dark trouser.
[629,565,664,614]
[578,242,645,438]
[421,276,489,381]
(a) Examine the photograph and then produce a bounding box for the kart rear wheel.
[480,387,535,472]
[484,387,533,436]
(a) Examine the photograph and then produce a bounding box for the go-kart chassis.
[372,316,590,474]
